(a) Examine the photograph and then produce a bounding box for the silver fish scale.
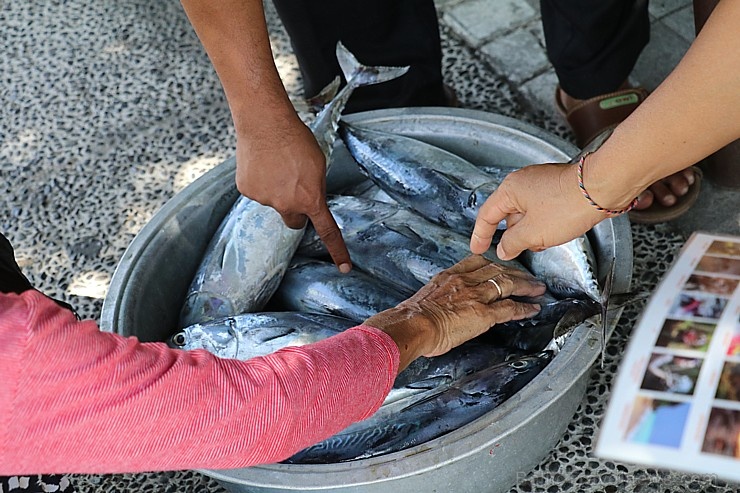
[521,236,600,301]
[180,200,303,327]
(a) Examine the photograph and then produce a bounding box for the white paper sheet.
[596,232,740,481]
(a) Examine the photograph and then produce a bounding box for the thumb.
[496,220,529,261]
[470,191,510,255]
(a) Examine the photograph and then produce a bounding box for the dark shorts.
[0,232,78,316]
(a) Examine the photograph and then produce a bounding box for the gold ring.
[487,277,503,297]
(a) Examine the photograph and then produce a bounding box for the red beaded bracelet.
[577,152,639,215]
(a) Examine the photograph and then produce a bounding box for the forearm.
[584,0,740,209]
[365,306,435,372]
[1,291,398,474]
[180,0,299,137]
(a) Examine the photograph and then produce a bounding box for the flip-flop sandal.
[555,85,649,148]
[628,167,703,225]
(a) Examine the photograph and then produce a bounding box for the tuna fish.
[389,342,524,404]
[298,195,529,294]
[284,351,552,464]
[271,257,410,323]
[339,122,601,302]
[482,294,601,353]
[170,310,524,406]
[169,311,355,360]
[178,44,409,327]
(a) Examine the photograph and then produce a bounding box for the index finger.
[470,191,509,255]
[308,203,352,273]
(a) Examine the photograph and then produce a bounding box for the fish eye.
[509,360,528,369]
[172,332,187,347]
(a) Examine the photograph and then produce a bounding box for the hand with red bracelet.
[471,0,740,261]
[470,162,609,261]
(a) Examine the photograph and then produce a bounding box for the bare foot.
[633,168,697,210]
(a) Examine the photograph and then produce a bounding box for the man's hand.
[180,0,351,272]
[235,113,351,272]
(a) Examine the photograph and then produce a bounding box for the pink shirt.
[0,290,399,474]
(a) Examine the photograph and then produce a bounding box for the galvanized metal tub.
[101,108,632,493]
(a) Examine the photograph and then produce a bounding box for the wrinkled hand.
[235,113,351,272]
[470,163,605,261]
[364,255,546,370]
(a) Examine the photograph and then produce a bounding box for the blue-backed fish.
[285,351,552,464]
[271,256,410,323]
[298,195,529,294]
[339,122,601,302]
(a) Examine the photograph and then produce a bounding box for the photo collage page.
[596,233,740,481]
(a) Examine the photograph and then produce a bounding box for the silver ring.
[487,277,503,297]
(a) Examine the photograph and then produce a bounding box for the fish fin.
[307,77,341,113]
[598,257,616,368]
[545,305,590,353]
[608,291,650,308]
[419,167,476,192]
[382,222,424,244]
[336,41,409,88]
[398,390,444,413]
[406,376,451,390]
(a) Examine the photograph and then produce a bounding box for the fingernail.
[339,263,351,274]
[663,194,676,206]
[686,173,695,185]
[529,303,541,311]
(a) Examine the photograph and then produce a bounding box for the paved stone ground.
[1,0,737,492]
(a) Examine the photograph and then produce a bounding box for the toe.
[663,169,695,197]
[649,181,676,207]
[634,189,655,210]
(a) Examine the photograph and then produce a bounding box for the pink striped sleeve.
[0,290,399,474]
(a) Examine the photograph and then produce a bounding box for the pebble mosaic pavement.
[1,0,737,492]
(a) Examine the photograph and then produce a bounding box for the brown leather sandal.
[628,167,703,225]
[555,86,649,148]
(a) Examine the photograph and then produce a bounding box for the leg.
[541,0,649,99]
[272,0,447,112]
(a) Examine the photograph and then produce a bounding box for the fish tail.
[336,41,409,89]
[307,77,341,113]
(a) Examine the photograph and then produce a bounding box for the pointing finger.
[308,203,352,273]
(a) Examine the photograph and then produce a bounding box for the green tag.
[599,93,639,110]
